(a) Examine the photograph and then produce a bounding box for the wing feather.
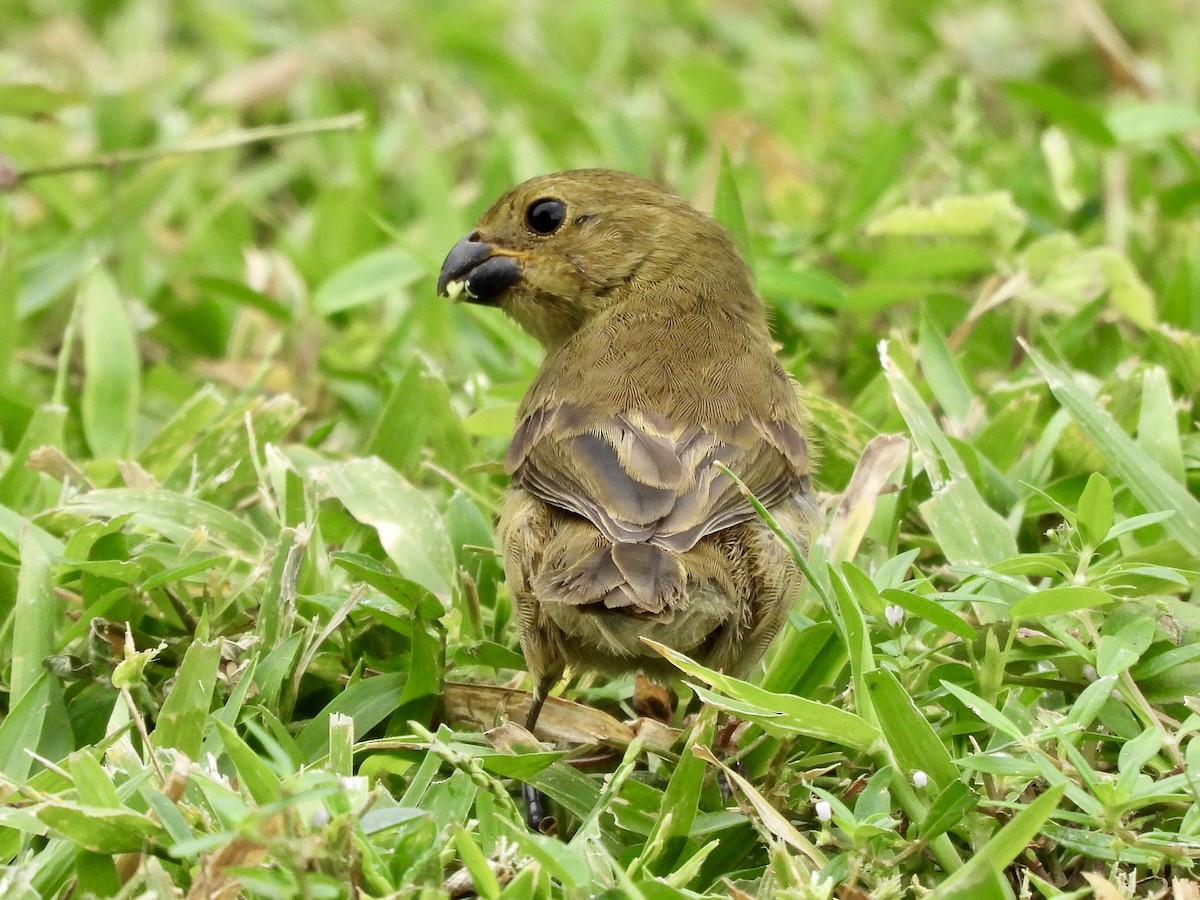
[508,402,809,555]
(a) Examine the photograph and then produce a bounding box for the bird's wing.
[506,403,809,553]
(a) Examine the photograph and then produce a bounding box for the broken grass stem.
[9,112,366,186]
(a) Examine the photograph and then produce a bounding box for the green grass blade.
[1025,343,1200,560]
[12,526,56,707]
[80,267,140,459]
[864,669,958,791]
[323,457,456,603]
[65,490,266,557]
[646,640,880,752]
[932,783,1066,899]
[633,705,715,878]
[151,639,221,760]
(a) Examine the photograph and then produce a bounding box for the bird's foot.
[715,715,747,804]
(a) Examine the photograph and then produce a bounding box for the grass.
[1,0,1199,897]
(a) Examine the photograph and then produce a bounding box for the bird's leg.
[715,713,747,804]
[523,672,560,833]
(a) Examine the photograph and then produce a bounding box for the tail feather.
[536,535,687,617]
[609,542,686,614]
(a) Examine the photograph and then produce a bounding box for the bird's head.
[437,169,755,349]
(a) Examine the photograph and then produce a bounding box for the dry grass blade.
[692,746,827,867]
[826,433,910,562]
[443,681,678,753]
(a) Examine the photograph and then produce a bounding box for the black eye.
[526,198,566,235]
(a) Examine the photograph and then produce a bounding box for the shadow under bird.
[437,169,814,830]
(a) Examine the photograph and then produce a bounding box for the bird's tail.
[535,535,687,618]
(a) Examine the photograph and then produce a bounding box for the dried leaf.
[1082,872,1130,900]
[443,681,678,753]
[692,745,827,866]
[827,434,909,562]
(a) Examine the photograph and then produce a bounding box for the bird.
[437,168,814,829]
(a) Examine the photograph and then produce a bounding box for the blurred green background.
[4,0,1196,478]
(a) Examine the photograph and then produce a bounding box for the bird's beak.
[437,232,523,306]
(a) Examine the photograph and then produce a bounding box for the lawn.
[1,1,1199,897]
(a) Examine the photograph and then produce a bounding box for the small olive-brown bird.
[438,169,813,824]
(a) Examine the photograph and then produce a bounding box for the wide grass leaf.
[323,457,456,603]
[80,267,140,459]
[864,669,957,791]
[714,150,751,266]
[920,781,980,843]
[0,82,83,116]
[296,672,405,760]
[214,720,282,805]
[634,705,715,877]
[866,192,1026,249]
[12,526,56,707]
[1002,81,1116,147]
[939,681,1025,742]
[0,674,70,781]
[136,386,226,479]
[1076,473,1114,549]
[921,477,1017,568]
[1107,100,1200,143]
[65,490,266,557]
[500,819,592,891]
[918,310,973,423]
[36,804,166,855]
[313,247,424,314]
[882,341,1017,566]
[452,825,502,899]
[151,639,221,760]
[1009,587,1114,621]
[880,589,977,641]
[1137,367,1186,484]
[0,403,66,509]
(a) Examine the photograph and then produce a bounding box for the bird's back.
[501,291,811,671]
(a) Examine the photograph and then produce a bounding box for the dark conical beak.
[437,232,522,306]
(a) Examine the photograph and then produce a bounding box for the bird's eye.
[525,198,566,235]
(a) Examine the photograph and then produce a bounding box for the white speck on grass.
[913,770,928,789]
[815,799,832,823]
[374,522,402,553]
[885,605,904,627]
